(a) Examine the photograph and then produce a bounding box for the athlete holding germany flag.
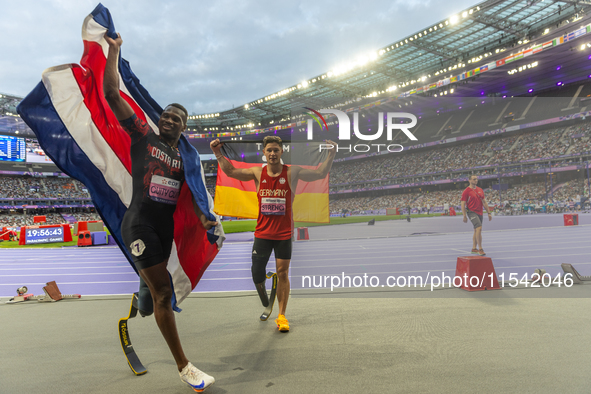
[211,136,336,332]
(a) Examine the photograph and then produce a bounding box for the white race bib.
[261,197,286,215]
[149,174,181,204]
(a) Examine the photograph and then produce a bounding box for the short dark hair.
[263,136,283,148]
[166,103,188,124]
[469,175,478,180]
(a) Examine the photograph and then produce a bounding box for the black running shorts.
[121,211,175,271]
[252,237,292,260]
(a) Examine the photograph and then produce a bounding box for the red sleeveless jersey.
[255,165,293,240]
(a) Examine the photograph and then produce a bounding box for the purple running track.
[1,214,590,297]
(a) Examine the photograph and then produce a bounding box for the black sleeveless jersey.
[120,115,184,220]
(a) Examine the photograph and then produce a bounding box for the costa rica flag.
[17,3,225,311]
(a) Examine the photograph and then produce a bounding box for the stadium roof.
[187,0,591,130]
[1,0,591,139]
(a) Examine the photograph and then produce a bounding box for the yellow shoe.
[275,314,290,332]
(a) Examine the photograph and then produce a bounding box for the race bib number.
[261,197,286,215]
[149,174,181,204]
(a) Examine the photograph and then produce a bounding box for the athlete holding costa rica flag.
[103,32,217,392]
[211,136,336,332]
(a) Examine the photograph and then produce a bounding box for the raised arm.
[293,140,337,182]
[210,139,257,182]
[103,33,134,121]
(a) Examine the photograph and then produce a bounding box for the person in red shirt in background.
[461,175,492,256]
[211,136,336,332]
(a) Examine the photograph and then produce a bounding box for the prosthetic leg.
[259,272,278,321]
[118,293,147,375]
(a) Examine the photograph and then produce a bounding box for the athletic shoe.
[471,248,478,254]
[478,249,486,256]
[275,314,290,332]
[179,362,215,392]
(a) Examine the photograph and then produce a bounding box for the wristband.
[215,155,223,159]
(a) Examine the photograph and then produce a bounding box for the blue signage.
[25,226,64,245]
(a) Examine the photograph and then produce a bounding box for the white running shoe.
[179,362,215,392]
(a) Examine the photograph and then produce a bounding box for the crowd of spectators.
[0,212,64,227]
[70,212,101,222]
[565,123,591,155]
[328,122,591,187]
[205,176,216,198]
[329,178,588,214]
[0,176,90,199]
[552,178,586,202]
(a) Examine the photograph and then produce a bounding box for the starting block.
[297,227,309,240]
[6,281,81,304]
[560,264,591,284]
[455,255,500,291]
[368,219,375,225]
[563,214,579,226]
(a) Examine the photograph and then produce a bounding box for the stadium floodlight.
[462,11,468,18]
[370,52,378,61]
[469,9,473,14]
[450,15,459,24]
[581,44,586,50]
[244,104,249,109]
[544,28,549,35]
[302,81,309,87]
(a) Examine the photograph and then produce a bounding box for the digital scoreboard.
[0,135,26,162]
[18,224,73,245]
[24,226,64,245]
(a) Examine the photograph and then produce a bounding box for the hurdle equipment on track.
[560,264,591,284]
[368,218,375,225]
[6,281,81,304]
